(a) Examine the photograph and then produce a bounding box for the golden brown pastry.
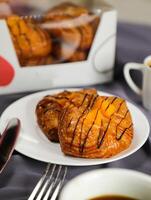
[58,95,133,158]
[45,2,89,19]
[89,15,100,33]
[6,15,52,66]
[21,56,53,67]
[36,89,97,142]
[78,24,94,50]
[50,27,81,61]
[68,50,87,62]
[4,3,100,66]
[43,2,97,62]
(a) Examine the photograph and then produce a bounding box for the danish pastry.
[7,15,52,66]
[5,2,100,66]
[36,89,97,142]
[20,56,53,67]
[58,95,133,158]
[78,24,94,50]
[50,27,81,61]
[45,2,89,19]
[44,2,97,62]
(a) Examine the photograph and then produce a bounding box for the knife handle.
[0,118,20,170]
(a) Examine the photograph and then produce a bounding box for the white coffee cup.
[124,55,151,110]
[59,168,151,200]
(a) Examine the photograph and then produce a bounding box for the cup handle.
[124,63,144,95]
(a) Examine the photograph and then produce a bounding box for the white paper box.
[0,6,117,94]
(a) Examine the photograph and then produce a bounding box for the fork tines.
[28,163,67,200]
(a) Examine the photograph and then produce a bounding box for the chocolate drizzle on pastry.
[36,89,134,158]
[7,2,100,66]
[70,94,98,148]
[36,89,97,143]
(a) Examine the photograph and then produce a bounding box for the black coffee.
[89,195,138,200]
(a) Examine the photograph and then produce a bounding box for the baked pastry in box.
[0,1,117,94]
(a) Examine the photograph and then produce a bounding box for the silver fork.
[28,163,67,200]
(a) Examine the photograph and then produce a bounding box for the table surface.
[0,22,151,200]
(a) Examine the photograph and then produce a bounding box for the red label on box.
[0,56,14,86]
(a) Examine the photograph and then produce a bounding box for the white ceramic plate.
[0,88,150,166]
